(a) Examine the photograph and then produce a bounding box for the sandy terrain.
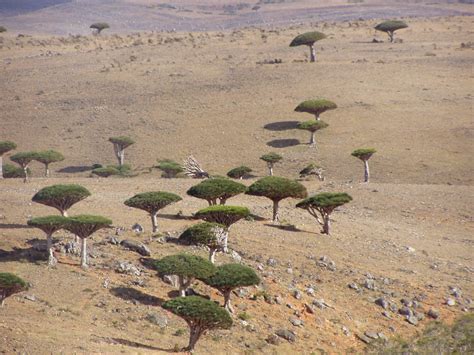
[0,3,473,354]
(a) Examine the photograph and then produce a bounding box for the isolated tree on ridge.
[227,166,252,180]
[64,215,112,268]
[154,254,216,297]
[297,120,328,147]
[187,178,246,206]
[0,141,17,179]
[124,191,182,233]
[0,273,28,307]
[32,184,91,217]
[260,152,282,176]
[246,176,307,223]
[203,263,260,313]
[10,151,38,183]
[290,31,327,62]
[109,136,134,167]
[90,22,110,35]
[179,222,227,263]
[296,192,352,234]
[27,216,68,266]
[375,20,408,43]
[162,296,232,351]
[351,148,376,183]
[34,150,64,177]
[295,99,337,121]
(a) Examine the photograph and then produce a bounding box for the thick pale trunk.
[178,276,190,297]
[388,31,394,43]
[80,238,88,268]
[209,248,217,264]
[151,213,158,233]
[113,144,124,167]
[272,200,280,223]
[223,290,234,313]
[314,113,320,121]
[309,44,316,62]
[363,160,370,183]
[268,163,273,176]
[222,229,229,253]
[310,131,316,146]
[186,326,203,351]
[44,164,50,177]
[23,166,28,183]
[61,210,68,217]
[0,156,3,179]
[47,233,57,267]
[323,215,330,235]
[119,150,124,167]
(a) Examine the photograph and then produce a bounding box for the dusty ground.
[0,4,473,355]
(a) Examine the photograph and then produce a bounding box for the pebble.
[293,290,302,300]
[446,298,456,306]
[375,297,388,309]
[306,287,315,296]
[348,282,359,291]
[406,315,418,325]
[267,258,278,267]
[231,250,242,262]
[120,239,151,256]
[312,299,326,309]
[289,317,303,327]
[427,308,440,319]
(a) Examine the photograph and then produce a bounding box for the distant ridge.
[0,0,73,15]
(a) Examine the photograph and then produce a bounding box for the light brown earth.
[0,3,473,354]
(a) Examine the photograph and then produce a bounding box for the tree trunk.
[119,150,124,167]
[223,289,234,313]
[80,238,88,268]
[185,326,203,351]
[47,233,57,267]
[310,131,316,146]
[314,113,320,121]
[0,156,3,179]
[309,44,316,62]
[388,31,394,43]
[322,215,330,235]
[268,163,273,176]
[44,163,50,177]
[23,165,28,183]
[61,210,68,217]
[272,200,280,223]
[151,213,158,233]
[209,248,217,264]
[363,160,370,183]
[222,229,229,253]
[178,276,188,297]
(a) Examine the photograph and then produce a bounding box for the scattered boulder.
[375,297,388,309]
[275,329,296,343]
[289,317,303,327]
[132,223,144,233]
[427,308,440,319]
[120,239,151,256]
[267,258,278,267]
[115,261,141,276]
[266,334,281,345]
[145,313,168,328]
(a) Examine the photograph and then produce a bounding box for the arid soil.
[0,5,473,355]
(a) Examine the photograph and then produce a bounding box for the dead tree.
[183,156,209,179]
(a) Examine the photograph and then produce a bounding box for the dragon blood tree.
[296,192,352,235]
[195,205,249,252]
[64,215,112,268]
[187,178,246,206]
[154,254,216,297]
[156,159,183,178]
[179,222,227,263]
[290,31,327,62]
[108,136,134,167]
[351,148,376,183]
[162,296,232,351]
[0,273,29,307]
[375,20,408,43]
[227,165,252,180]
[90,22,110,35]
[0,141,17,179]
[297,120,328,147]
[246,176,307,223]
[203,263,259,313]
[32,184,91,217]
[295,99,337,121]
[10,151,37,183]
[124,191,182,233]
[34,150,65,177]
[260,152,282,176]
[27,216,68,266]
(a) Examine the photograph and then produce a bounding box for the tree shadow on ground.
[249,213,266,222]
[92,336,174,352]
[263,121,300,131]
[266,139,300,148]
[264,223,302,232]
[57,165,93,173]
[0,247,46,264]
[157,213,194,221]
[0,223,32,229]
[110,287,164,306]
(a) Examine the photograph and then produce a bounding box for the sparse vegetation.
[34,150,64,177]
[0,273,28,307]
[92,166,120,177]
[63,215,112,268]
[352,148,376,182]
[299,163,324,181]
[203,263,260,313]
[375,20,408,43]
[154,254,216,297]
[296,192,352,234]
[124,191,181,232]
[156,159,184,178]
[2,164,30,179]
[290,31,327,62]
[227,166,252,180]
[10,151,37,183]
[32,184,91,217]
[108,136,134,167]
[90,22,110,34]
[187,178,246,206]
[295,99,337,120]
[162,296,232,351]
[246,176,307,223]
[297,120,329,147]
[179,222,227,263]
[260,153,282,176]
[27,216,68,266]
[0,141,17,179]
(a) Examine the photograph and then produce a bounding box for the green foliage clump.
[27,215,68,235]
[156,159,183,178]
[227,166,252,180]
[179,222,224,248]
[64,215,112,239]
[295,99,337,119]
[0,273,28,306]
[0,26,6,33]
[109,136,134,149]
[124,191,182,214]
[351,148,376,161]
[187,178,246,205]
[375,20,408,42]
[10,151,37,166]
[299,163,321,177]
[297,120,328,132]
[195,205,250,227]
[0,141,17,156]
[162,296,232,351]
[289,31,327,47]
[32,184,91,216]
[296,192,352,234]
[247,176,307,222]
[2,164,30,178]
[92,166,120,177]
[260,152,282,164]
[90,22,110,33]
